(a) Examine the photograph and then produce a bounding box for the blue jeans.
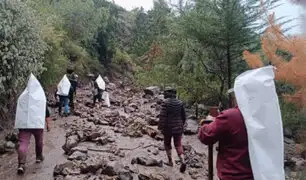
[59,96,69,114]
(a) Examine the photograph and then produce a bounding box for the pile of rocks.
[0,132,18,155]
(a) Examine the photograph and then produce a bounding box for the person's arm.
[198,113,229,145]
[45,106,51,132]
[181,104,186,125]
[158,101,167,131]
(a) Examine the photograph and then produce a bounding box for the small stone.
[5,141,15,149]
[68,151,87,161]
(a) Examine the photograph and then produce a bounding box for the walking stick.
[201,119,214,180]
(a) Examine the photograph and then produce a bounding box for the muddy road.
[0,82,216,180]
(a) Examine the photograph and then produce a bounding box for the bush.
[280,100,306,136]
[0,0,47,121]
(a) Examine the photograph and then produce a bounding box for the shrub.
[0,0,47,121]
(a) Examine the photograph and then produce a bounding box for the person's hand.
[206,115,216,121]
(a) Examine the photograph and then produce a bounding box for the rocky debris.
[146,117,159,126]
[138,173,169,180]
[124,106,136,113]
[101,161,128,176]
[184,117,199,135]
[183,145,206,169]
[68,151,88,161]
[284,138,299,162]
[131,156,163,167]
[5,132,18,143]
[62,135,80,154]
[117,172,133,180]
[122,121,161,140]
[144,86,160,96]
[54,161,81,176]
[80,155,106,173]
[69,146,88,155]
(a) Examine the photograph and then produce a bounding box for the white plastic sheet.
[102,91,110,107]
[15,74,46,129]
[234,66,285,180]
[57,75,71,96]
[96,75,105,90]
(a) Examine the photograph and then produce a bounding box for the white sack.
[96,75,105,90]
[234,66,284,180]
[57,75,71,96]
[15,74,46,129]
[102,91,110,107]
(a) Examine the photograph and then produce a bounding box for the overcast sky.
[113,0,303,35]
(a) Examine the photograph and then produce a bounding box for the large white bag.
[96,75,105,90]
[15,74,46,129]
[234,66,285,180]
[102,91,110,107]
[57,75,71,96]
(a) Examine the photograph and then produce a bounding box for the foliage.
[0,0,47,119]
[243,14,306,108]
[280,100,306,131]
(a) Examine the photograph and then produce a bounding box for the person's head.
[66,68,74,74]
[164,87,177,99]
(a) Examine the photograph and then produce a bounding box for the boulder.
[144,86,160,96]
[80,156,106,173]
[117,172,133,180]
[184,119,199,135]
[5,141,16,150]
[101,161,127,176]
[5,132,18,143]
[124,106,135,113]
[62,135,80,154]
[131,156,163,167]
[53,161,81,176]
[284,138,299,162]
[68,151,87,161]
[147,117,159,126]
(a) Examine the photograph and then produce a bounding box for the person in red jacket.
[198,94,254,180]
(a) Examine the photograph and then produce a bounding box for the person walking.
[198,93,253,180]
[66,68,78,110]
[158,88,187,173]
[56,75,71,116]
[15,74,51,174]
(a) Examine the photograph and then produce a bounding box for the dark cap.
[164,87,177,95]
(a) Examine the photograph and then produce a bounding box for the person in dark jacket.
[66,68,78,109]
[158,88,187,173]
[198,93,254,180]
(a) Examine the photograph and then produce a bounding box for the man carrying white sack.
[15,74,51,175]
[198,66,285,180]
[56,75,71,116]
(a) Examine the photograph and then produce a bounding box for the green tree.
[184,0,281,106]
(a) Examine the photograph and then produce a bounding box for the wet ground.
[0,115,69,180]
[0,83,218,180]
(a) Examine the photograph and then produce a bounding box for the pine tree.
[243,14,306,107]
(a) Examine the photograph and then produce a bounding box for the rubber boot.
[166,150,174,167]
[179,154,186,173]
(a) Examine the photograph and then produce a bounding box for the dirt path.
[0,115,72,180]
[0,84,218,180]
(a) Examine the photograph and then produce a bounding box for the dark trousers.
[18,129,44,164]
[164,134,184,155]
[69,92,74,108]
[59,96,69,114]
[93,93,102,105]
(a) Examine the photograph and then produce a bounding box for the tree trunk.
[227,45,232,108]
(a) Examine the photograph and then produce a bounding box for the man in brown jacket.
[158,88,187,173]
